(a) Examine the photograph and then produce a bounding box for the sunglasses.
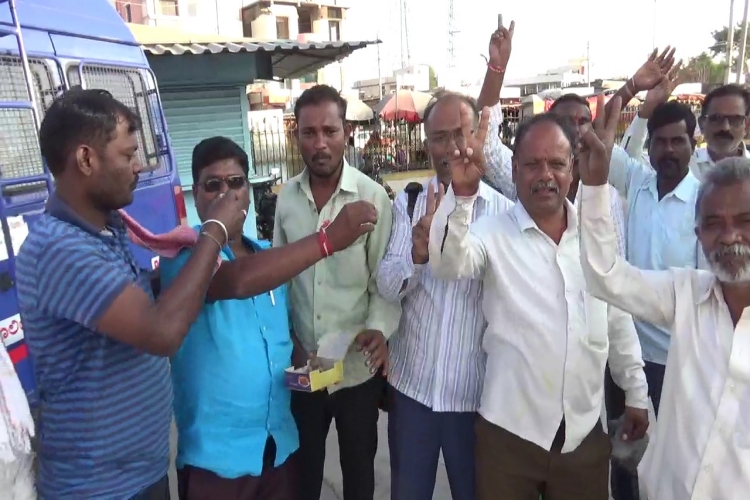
[200,175,247,193]
[706,114,746,128]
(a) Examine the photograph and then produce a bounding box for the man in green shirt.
[273,85,399,500]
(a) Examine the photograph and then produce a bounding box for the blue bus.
[0,0,186,404]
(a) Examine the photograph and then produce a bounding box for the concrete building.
[504,58,588,97]
[111,0,245,37]
[240,0,351,88]
[353,64,431,103]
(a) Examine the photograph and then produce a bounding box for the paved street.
[168,411,453,500]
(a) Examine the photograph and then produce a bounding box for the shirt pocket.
[660,213,697,269]
[330,239,369,288]
[581,293,610,353]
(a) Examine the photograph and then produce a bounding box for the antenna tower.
[447,0,458,74]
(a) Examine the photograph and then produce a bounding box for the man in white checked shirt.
[376,91,513,500]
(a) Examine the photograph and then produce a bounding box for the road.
[168,411,453,500]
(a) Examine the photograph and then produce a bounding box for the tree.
[428,66,438,90]
[709,24,750,72]
[678,52,725,84]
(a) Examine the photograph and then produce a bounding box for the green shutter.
[160,88,251,187]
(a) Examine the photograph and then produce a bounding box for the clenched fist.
[326,200,378,252]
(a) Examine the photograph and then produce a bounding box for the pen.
[270,290,275,306]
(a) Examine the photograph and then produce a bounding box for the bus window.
[0,56,60,195]
[67,64,163,172]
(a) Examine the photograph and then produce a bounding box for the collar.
[694,144,750,165]
[512,196,578,234]
[46,192,123,236]
[646,170,699,203]
[295,160,358,198]
[426,177,494,201]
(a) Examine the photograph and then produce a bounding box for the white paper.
[7,216,28,256]
[317,332,358,361]
[0,229,7,262]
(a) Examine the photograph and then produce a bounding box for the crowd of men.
[2,18,750,500]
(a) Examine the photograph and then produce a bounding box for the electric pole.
[726,0,736,84]
[738,0,750,83]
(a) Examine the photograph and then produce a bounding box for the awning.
[128,23,377,80]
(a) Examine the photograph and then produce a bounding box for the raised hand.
[326,200,378,252]
[412,183,445,265]
[448,103,491,197]
[644,59,683,106]
[204,190,248,242]
[488,20,515,67]
[578,94,622,186]
[632,46,677,92]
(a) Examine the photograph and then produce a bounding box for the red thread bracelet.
[488,63,506,74]
[318,227,334,258]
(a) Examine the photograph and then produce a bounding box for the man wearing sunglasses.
[161,136,377,500]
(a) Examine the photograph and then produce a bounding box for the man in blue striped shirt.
[15,89,246,499]
[377,92,513,500]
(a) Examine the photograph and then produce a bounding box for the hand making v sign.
[411,183,445,265]
[448,101,491,197]
[577,94,623,187]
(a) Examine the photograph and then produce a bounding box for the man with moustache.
[429,97,649,500]
[622,84,750,181]
[273,85,399,500]
[608,93,705,418]
[377,92,512,500]
[577,98,750,498]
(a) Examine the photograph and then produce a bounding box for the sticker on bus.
[152,256,160,270]
[0,314,24,348]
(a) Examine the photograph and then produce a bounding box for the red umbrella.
[374,90,434,122]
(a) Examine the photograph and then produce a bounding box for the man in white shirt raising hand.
[428,97,650,500]
[579,94,750,499]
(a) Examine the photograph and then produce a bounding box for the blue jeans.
[388,388,476,500]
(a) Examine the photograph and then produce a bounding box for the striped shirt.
[15,194,171,499]
[376,179,514,412]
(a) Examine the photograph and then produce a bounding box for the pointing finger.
[606,96,622,134]
[475,106,491,145]
[593,93,606,131]
[426,184,436,215]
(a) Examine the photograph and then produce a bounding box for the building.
[504,58,588,97]
[352,65,431,103]
[240,0,350,88]
[111,0,245,37]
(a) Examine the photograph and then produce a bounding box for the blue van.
[0,0,186,403]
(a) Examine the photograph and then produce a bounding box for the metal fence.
[249,101,705,180]
[249,115,429,180]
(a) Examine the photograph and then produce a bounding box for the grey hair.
[695,157,750,221]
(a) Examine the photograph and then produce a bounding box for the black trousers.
[131,475,170,500]
[291,375,382,500]
[604,365,639,500]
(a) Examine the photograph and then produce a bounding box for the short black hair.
[702,84,750,117]
[548,93,591,113]
[514,113,578,153]
[647,101,697,139]
[39,87,141,176]
[191,136,249,184]
[423,91,479,128]
[294,84,347,124]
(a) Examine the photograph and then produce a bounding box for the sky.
[343,0,738,86]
